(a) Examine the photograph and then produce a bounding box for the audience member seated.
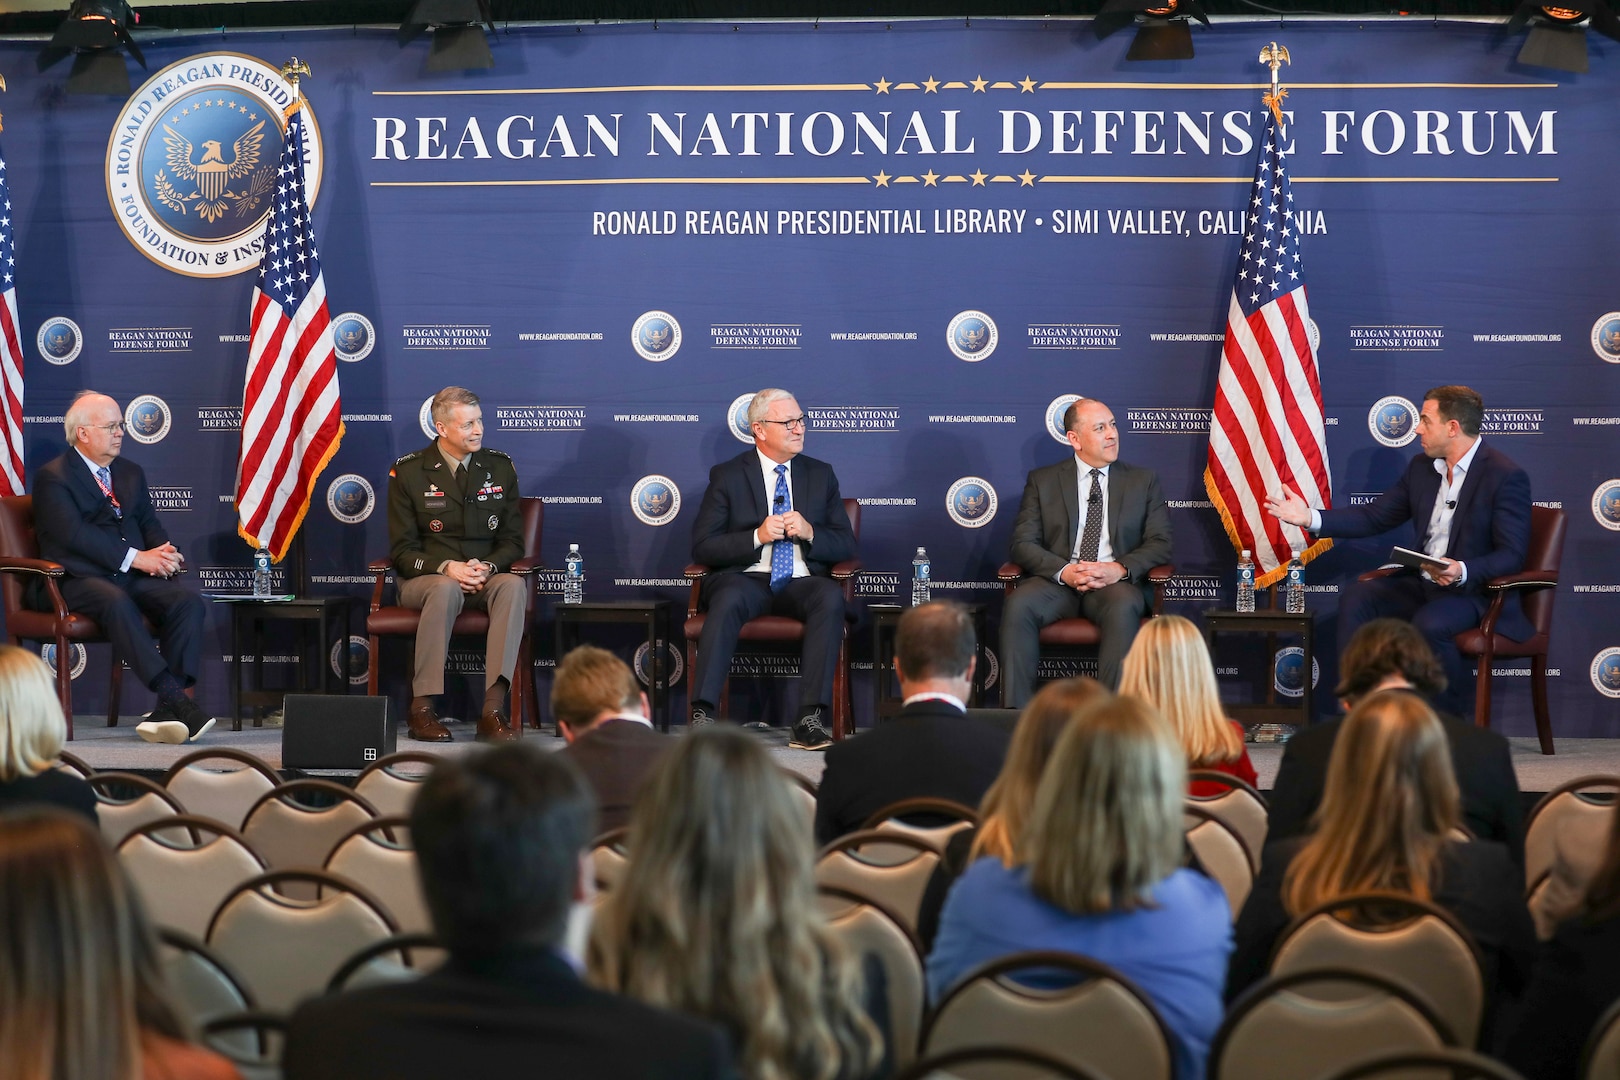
[283,745,732,1080]
[591,727,887,1080]
[1503,809,1620,1079]
[1118,614,1256,795]
[553,645,674,833]
[1227,690,1535,1026]
[0,809,240,1079]
[915,677,1108,952]
[927,694,1233,1080]
[815,601,1010,845]
[0,644,96,823]
[1266,619,1523,861]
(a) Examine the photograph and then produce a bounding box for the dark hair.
[895,600,975,682]
[1424,385,1484,438]
[410,744,597,954]
[1334,618,1447,703]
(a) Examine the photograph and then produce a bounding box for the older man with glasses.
[688,388,856,749]
[31,390,213,743]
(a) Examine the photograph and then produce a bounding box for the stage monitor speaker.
[281,694,396,770]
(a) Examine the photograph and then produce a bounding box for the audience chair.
[162,748,282,830]
[200,1011,289,1080]
[861,797,980,855]
[1186,771,1268,870]
[683,497,862,739]
[1182,803,1256,918]
[996,561,1173,696]
[88,771,187,846]
[354,751,441,817]
[1211,968,1456,1080]
[366,496,545,731]
[206,868,398,1013]
[157,929,257,1044]
[818,885,926,1070]
[1524,774,1619,888]
[922,950,1174,1080]
[327,932,445,992]
[323,816,430,935]
[816,829,942,935]
[119,815,268,939]
[240,779,379,898]
[55,749,93,778]
[896,1045,1104,1080]
[1583,997,1620,1080]
[591,826,631,892]
[1269,891,1485,1049]
[783,768,819,832]
[1325,1047,1528,1080]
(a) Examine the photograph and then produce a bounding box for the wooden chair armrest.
[997,562,1023,581]
[0,556,66,576]
[683,563,711,579]
[830,559,862,580]
[368,561,393,614]
[1485,569,1558,590]
[367,558,392,572]
[508,558,541,575]
[1145,564,1174,583]
[1357,565,1401,582]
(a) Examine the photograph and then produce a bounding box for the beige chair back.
[88,773,187,847]
[922,950,1173,1080]
[1584,999,1620,1080]
[157,930,255,1035]
[591,827,631,891]
[241,780,378,898]
[819,886,926,1069]
[324,817,430,935]
[355,752,440,818]
[862,798,981,856]
[206,869,397,1013]
[200,1013,287,1080]
[163,749,281,830]
[816,830,941,934]
[119,816,267,939]
[1183,805,1255,919]
[1211,969,1455,1080]
[55,750,93,779]
[1271,895,1484,1049]
[897,1046,1104,1080]
[327,932,445,992]
[1186,773,1269,870]
[782,769,819,832]
[1524,776,1619,888]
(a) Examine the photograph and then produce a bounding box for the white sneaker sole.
[188,717,217,742]
[136,720,190,745]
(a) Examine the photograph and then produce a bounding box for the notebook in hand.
[1389,546,1448,573]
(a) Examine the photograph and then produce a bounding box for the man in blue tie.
[689,388,856,750]
[30,391,213,743]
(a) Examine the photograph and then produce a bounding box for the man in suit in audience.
[553,645,674,833]
[31,391,214,744]
[1268,618,1524,862]
[689,387,857,751]
[282,744,733,1080]
[815,601,1010,845]
[1001,397,1173,702]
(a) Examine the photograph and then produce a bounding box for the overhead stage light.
[1095,0,1210,61]
[37,0,146,95]
[399,0,497,72]
[1503,1,1620,73]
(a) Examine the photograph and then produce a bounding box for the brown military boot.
[407,697,452,742]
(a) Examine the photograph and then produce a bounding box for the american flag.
[235,100,342,561]
[0,153,24,498]
[1205,108,1332,588]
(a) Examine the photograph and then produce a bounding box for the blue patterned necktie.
[95,466,122,520]
[770,464,793,592]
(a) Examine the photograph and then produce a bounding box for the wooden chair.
[88,772,187,846]
[1187,771,1269,870]
[324,816,429,935]
[162,748,282,830]
[816,829,941,936]
[860,797,981,855]
[55,749,93,778]
[996,561,1173,689]
[683,498,862,739]
[1523,775,1618,888]
[355,751,441,817]
[327,932,445,992]
[366,496,545,731]
[119,815,268,940]
[818,885,926,1070]
[240,780,379,898]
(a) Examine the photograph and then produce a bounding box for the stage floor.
[61,715,1616,795]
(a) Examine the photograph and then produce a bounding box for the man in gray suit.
[1001,398,1173,704]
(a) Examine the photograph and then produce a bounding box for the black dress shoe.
[789,713,834,751]
[689,702,717,728]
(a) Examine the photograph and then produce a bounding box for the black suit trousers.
[692,571,844,711]
[56,574,205,689]
[1337,573,1483,716]
[1000,575,1146,704]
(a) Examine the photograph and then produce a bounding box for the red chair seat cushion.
[8,608,110,641]
[683,613,848,643]
[367,606,492,637]
[1037,619,1103,646]
[1455,629,1547,657]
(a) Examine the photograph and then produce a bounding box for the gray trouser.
[398,572,527,696]
[999,576,1147,706]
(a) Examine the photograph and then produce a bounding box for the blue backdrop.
[6,18,1618,735]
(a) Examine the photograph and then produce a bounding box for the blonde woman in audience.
[1227,690,1535,1028]
[591,727,886,1080]
[1118,615,1256,795]
[0,809,239,1080]
[0,644,96,822]
[915,677,1108,950]
[927,694,1233,1080]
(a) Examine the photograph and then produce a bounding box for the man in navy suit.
[689,388,856,750]
[1266,384,1532,715]
[31,391,213,743]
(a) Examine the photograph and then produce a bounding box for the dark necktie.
[770,464,793,592]
[1077,468,1103,562]
[95,466,122,520]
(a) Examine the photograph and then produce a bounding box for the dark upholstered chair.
[366,497,544,732]
[995,561,1173,690]
[683,498,862,740]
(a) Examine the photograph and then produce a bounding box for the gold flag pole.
[1259,41,1290,125]
[280,57,311,115]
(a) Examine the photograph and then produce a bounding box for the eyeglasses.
[90,422,126,434]
[758,415,807,431]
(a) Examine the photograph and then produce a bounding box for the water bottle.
[911,547,932,606]
[564,544,584,605]
[1236,549,1255,613]
[252,548,272,598]
[1285,550,1305,614]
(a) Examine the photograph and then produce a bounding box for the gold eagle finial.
[1259,42,1290,125]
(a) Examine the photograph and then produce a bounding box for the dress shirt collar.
[438,441,472,472]
[602,711,653,730]
[75,447,109,477]
[1074,457,1112,480]
[902,691,967,712]
[1434,436,1482,482]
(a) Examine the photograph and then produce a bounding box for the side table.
[554,600,674,732]
[1203,608,1315,735]
[222,596,360,731]
[870,603,990,722]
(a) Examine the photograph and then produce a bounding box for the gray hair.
[63,390,110,443]
[747,388,797,426]
[430,386,481,427]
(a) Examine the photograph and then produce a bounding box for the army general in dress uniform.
[388,387,525,743]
